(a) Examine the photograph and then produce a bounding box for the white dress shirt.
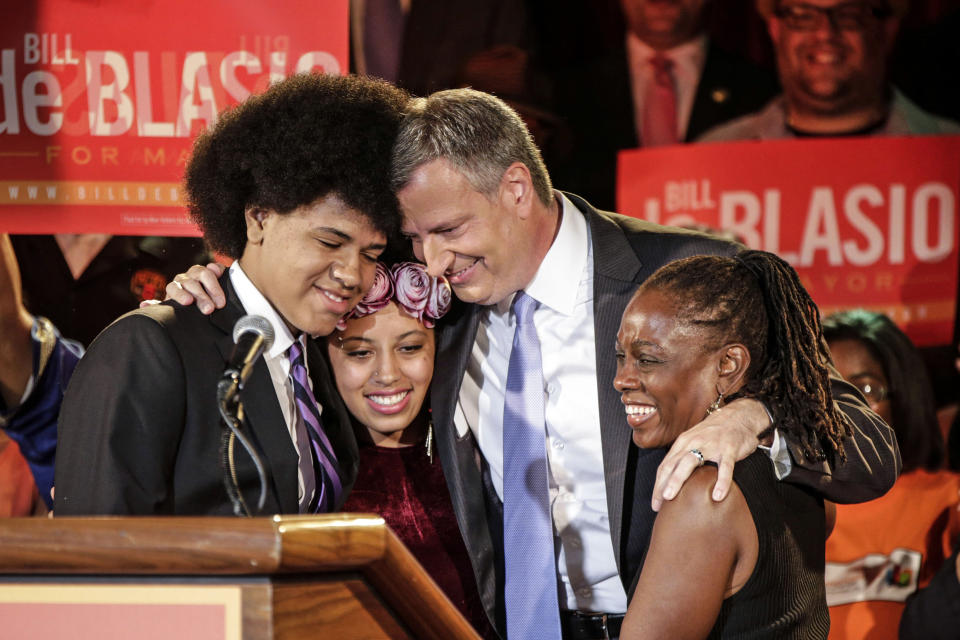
[229,261,317,506]
[455,193,629,613]
[626,32,708,143]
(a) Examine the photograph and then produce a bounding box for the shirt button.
[553,439,564,450]
[546,383,557,394]
[578,587,592,598]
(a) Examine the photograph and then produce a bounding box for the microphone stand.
[217,374,268,517]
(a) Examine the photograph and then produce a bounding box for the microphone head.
[232,315,275,351]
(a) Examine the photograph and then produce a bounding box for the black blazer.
[430,194,900,635]
[54,274,357,516]
[551,42,780,211]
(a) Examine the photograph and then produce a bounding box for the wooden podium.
[0,514,483,640]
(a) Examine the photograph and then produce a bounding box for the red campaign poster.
[0,0,348,236]
[617,136,960,347]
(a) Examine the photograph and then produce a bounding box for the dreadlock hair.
[642,249,848,464]
[823,310,943,473]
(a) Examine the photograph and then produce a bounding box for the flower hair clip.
[336,262,452,330]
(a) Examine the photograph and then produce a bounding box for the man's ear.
[718,343,751,396]
[245,207,268,244]
[767,16,781,45]
[500,161,535,219]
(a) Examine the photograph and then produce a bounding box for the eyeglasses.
[774,2,892,31]
[850,377,890,405]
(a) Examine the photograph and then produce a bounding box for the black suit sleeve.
[780,368,900,504]
[54,312,185,514]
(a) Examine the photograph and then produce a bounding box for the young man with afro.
[54,73,409,515]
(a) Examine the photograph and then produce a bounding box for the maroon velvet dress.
[343,439,494,638]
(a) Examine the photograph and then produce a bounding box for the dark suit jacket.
[54,275,357,515]
[551,42,780,211]
[431,194,900,636]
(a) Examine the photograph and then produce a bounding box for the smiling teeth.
[323,290,344,302]
[448,259,479,279]
[369,391,409,406]
[625,405,655,416]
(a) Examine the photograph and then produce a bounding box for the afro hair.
[185,73,409,259]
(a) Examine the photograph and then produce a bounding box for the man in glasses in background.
[699,0,960,139]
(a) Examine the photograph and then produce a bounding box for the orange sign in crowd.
[0,0,348,235]
[618,136,960,346]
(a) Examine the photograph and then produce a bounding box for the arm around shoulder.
[779,372,900,504]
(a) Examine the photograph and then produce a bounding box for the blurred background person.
[0,233,75,515]
[350,0,530,96]
[550,0,780,209]
[822,309,960,640]
[700,0,960,140]
[898,544,960,639]
[10,234,209,349]
[327,260,494,637]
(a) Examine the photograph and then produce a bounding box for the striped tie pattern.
[288,340,343,512]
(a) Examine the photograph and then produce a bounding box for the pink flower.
[353,262,394,316]
[392,262,431,321]
[423,276,452,328]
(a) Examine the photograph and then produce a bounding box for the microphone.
[218,315,275,405]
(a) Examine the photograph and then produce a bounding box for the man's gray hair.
[390,88,554,207]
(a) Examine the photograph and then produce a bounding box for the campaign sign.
[617,136,960,346]
[0,0,348,235]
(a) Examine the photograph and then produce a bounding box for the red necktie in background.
[642,54,678,147]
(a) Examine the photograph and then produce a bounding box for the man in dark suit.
[53,74,408,516]
[390,88,898,639]
[550,0,780,210]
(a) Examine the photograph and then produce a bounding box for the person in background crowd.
[0,233,74,514]
[699,0,960,140]
[350,0,530,97]
[169,87,898,640]
[899,545,960,639]
[822,310,960,640]
[550,0,779,209]
[54,73,407,516]
[325,260,494,637]
[11,234,209,349]
[617,250,842,638]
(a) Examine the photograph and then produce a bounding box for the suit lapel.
[568,194,645,572]
[431,300,502,619]
[212,275,299,514]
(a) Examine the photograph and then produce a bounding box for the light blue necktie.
[502,291,562,639]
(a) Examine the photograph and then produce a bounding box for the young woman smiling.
[326,261,493,638]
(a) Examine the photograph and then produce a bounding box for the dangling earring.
[708,388,724,414]
[425,417,434,464]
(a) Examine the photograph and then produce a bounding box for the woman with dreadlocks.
[615,249,847,639]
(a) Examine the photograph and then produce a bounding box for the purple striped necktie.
[288,340,342,513]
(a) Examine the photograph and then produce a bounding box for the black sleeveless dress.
[708,451,830,638]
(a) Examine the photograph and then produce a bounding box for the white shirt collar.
[229,261,298,358]
[497,192,589,317]
[626,31,707,70]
